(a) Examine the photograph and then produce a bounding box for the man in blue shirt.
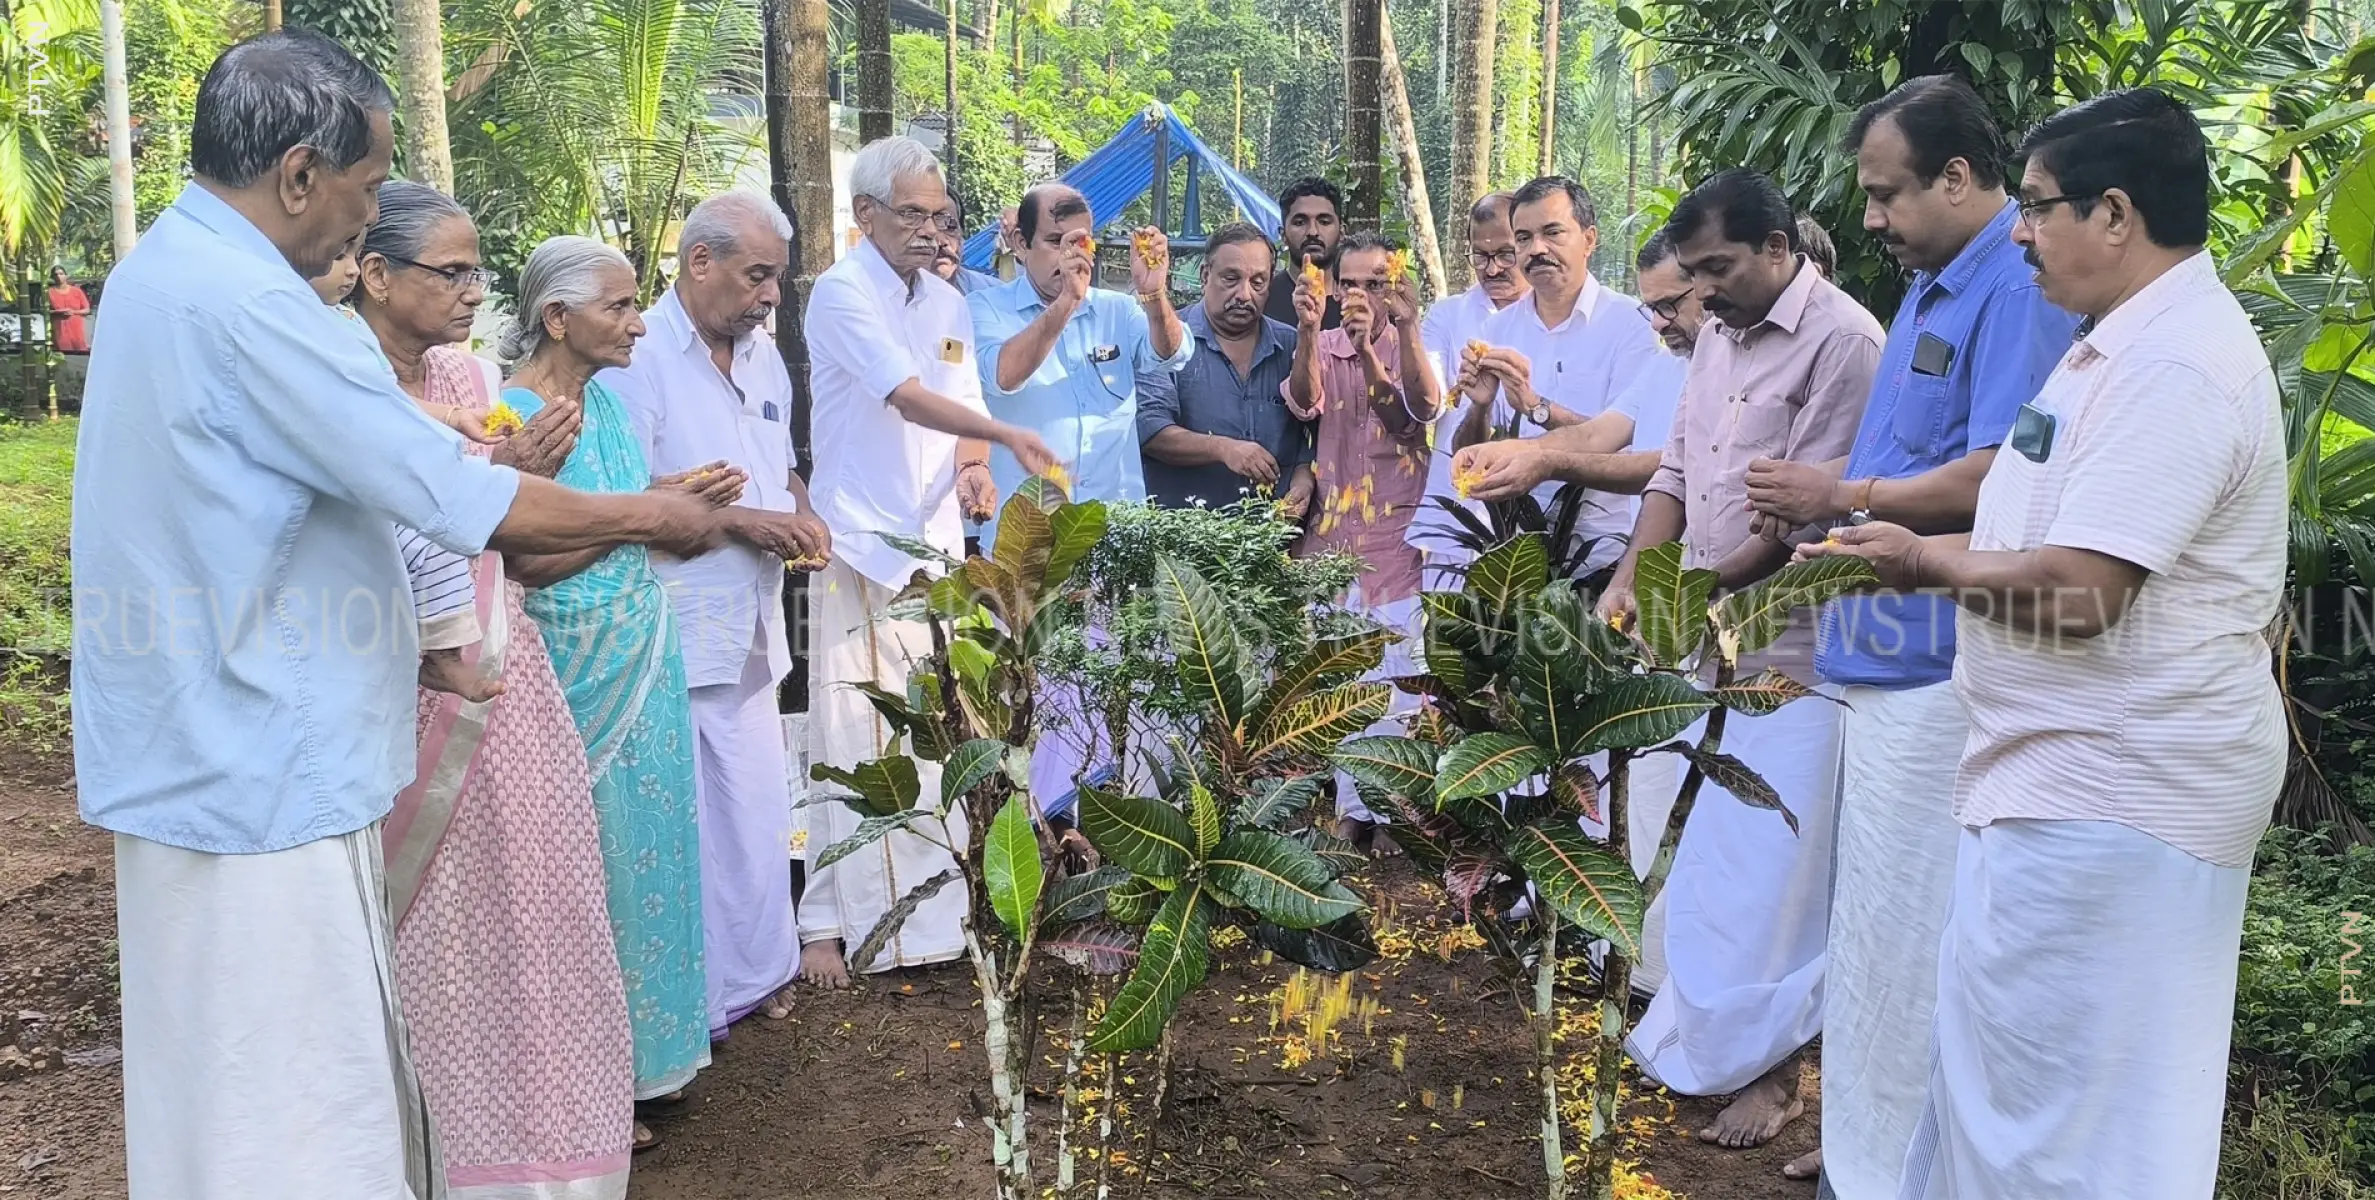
[1741,75,2079,1196]
[1137,222,1312,512]
[72,31,727,1199]
[967,182,1192,538]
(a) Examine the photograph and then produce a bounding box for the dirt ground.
[0,748,1816,1199]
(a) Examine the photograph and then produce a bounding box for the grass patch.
[0,417,75,748]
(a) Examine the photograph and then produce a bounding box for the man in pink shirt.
[1600,168,1884,1153]
[1286,231,1442,845]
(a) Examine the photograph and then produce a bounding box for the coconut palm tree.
[0,0,101,280]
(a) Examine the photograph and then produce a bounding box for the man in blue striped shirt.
[1742,75,2079,1196]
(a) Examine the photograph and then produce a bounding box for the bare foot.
[419,648,505,703]
[761,982,797,1020]
[801,940,851,989]
[1782,1146,1822,1181]
[1698,1057,1806,1149]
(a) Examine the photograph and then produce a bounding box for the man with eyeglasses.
[1437,175,1665,578]
[1738,75,2076,1196]
[602,189,838,1033]
[967,181,1190,817]
[1411,192,1530,582]
[929,193,1002,296]
[1804,89,2282,1200]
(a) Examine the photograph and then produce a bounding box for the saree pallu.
[511,380,711,1100]
[385,347,635,1199]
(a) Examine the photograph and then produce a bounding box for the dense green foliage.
[0,419,73,746]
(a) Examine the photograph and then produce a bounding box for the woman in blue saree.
[494,237,741,1134]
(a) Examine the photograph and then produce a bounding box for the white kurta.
[117,825,435,1200]
[1626,696,1841,1094]
[1895,819,2248,1200]
[1823,681,1967,1200]
[799,559,969,970]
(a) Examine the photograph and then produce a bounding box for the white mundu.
[797,237,983,970]
[1898,251,2285,1200]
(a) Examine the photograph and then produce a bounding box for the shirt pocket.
[1729,394,1798,459]
[1890,372,1958,462]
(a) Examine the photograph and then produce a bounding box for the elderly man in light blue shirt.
[71,31,724,1200]
[966,183,1191,541]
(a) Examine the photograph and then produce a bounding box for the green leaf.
[1041,866,1134,928]
[1045,500,1109,587]
[1250,913,1378,972]
[2322,133,2375,277]
[1104,875,1161,925]
[1235,775,1325,830]
[1206,830,1365,929]
[1332,736,1439,808]
[1505,821,1646,960]
[1631,541,1716,667]
[810,754,923,818]
[1154,556,1248,731]
[1076,783,1197,880]
[992,496,1056,597]
[1009,474,1068,514]
[985,795,1044,940]
[1435,732,1554,803]
[1958,41,1992,74]
[1670,744,1799,834]
[1246,681,1393,761]
[1464,534,1550,621]
[1247,628,1391,737]
[1715,555,1880,657]
[959,557,1026,628]
[872,532,963,571]
[1189,777,1223,859]
[813,809,931,870]
[1550,761,1601,824]
[940,738,1010,809]
[1088,882,1216,1052]
[1520,583,1635,691]
[1713,668,1821,716]
[1573,675,1716,753]
[928,573,981,620]
[849,869,961,973]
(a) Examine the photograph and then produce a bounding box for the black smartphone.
[1913,331,1955,377]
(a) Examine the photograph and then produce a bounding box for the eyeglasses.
[2016,191,2102,228]
[1469,249,1519,270]
[1638,296,1687,322]
[381,253,494,291]
[877,202,962,234]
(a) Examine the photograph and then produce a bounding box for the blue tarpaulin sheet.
[961,104,1278,271]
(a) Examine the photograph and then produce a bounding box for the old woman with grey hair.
[354,184,641,1194]
[601,190,831,1036]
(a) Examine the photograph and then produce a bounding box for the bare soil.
[0,748,1815,1199]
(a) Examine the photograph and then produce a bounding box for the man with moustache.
[1138,222,1313,513]
[1740,75,2077,1196]
[1443,175,1664,577]
[605,190,838,1035]
[1411,192,1530,582]
[1599,168,1883,1156]
[969,181,1189,815]
[1264,176,1345,330]
[929,193,1002,295]
[1806,89,2283,1200]
[75,31,733,1195]
[800,137,1058,987]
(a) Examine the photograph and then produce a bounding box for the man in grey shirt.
[1137,222,1313,514]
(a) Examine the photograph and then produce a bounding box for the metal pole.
[1233,69,1243,169]
[99,0,135,258]
[1150,113,1170,237]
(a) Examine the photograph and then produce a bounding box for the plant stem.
[1057,980,1086,1192]
[1536,910,1566,1200]
[1642,667,1733,902]
[1581,951,1630,1198]
[1095,1049,1117,1200]
[969,935,1035,1200]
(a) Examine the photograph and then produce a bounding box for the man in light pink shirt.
[1806,89,2282,1200]
[1600,168,1884,1153]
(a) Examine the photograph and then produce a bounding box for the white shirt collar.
[1522,272,1604,333]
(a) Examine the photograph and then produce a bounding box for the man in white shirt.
[799,137,1057,988]
[605,190,832,1035]
[1807,90,2283,1199]
[1412,192,1529,580]
[1436,176,1665,578]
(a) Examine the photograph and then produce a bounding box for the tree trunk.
[1344,0,1384,226]
[265,0,282,31]
[1057,982,1087,1191]
[945,0,962,189]
[1445,0,1497,289]
[1379,12,1446,299]
[858,0,894,143]
[970,937,1035,1200]
[1535,0,1558,177]
[1534,911,1566,1200]
[764,0,835,479]
[1436,0,1448,101]
[391,0,455,191]
[98,0,135,258]
[977,0,998,52]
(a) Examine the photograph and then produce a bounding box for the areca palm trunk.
[1343,0,1383,226]
[1446,0,1497,289]
[393,0,455,191]
[1535,0,1557,176]
[99,0,134,256]
[764,0,834,477]
[1378,12,1445,298]
[858,0,893,142]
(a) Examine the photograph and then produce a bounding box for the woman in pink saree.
[357,182,639,1197]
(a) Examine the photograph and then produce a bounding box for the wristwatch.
[1521,400,1552,428]
[1847,477,1877,525]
